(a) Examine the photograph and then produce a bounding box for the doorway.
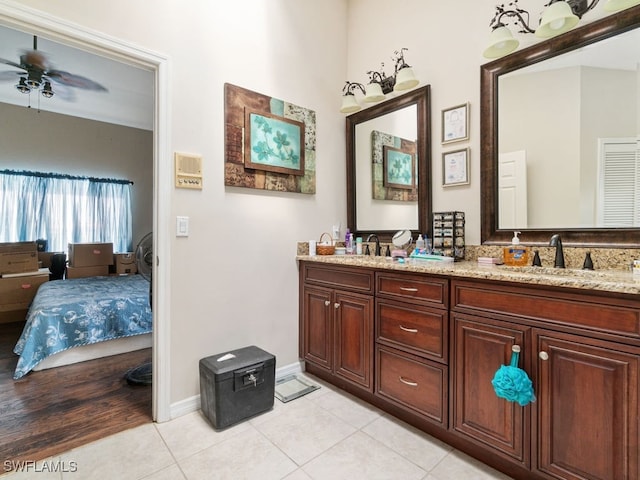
[0,3,171,424]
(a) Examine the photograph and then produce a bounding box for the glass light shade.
[41,81,54,98]
[393,67,419,92]
[364,82,385,102]
[15,78,30,94]
[340,94,361,114]
[483,26,520,59]
[535,1,579,38]
[603,0,640,11]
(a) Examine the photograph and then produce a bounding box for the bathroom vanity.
[298,256,640,480]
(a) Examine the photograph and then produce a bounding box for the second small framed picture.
[441,102,469,144]
[442,148,470,187]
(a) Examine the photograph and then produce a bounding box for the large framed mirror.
[481,6,640,247]
[346,85,431,241]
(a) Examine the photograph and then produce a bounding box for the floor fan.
[124,232,153,386]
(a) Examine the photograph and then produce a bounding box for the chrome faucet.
[366,234,381,256]
[549,234,565,268]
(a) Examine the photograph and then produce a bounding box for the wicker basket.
[316,232,335,255]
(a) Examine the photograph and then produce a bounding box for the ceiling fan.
[0,35,108,102]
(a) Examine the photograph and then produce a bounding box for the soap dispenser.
[503,231,529,267]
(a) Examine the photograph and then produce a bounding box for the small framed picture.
[441,102,469,144]
[442,148,470,187]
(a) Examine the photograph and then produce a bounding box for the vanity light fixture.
[340,48,419,113]
[483,0,639,59]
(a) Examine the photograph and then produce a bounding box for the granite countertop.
[297,254,640,296]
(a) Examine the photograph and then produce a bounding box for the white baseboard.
[166,360,304,421]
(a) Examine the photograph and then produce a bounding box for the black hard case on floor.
[199,345,275,430]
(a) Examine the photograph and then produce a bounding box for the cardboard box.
[66,265,110,279]
[114,253,137,275]
[0,272,49,312]
[68,243,114,267]
[0,242,39,275]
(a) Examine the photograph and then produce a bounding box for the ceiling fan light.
[393,67,419,92]
[603,0,640,11]
[364,82,386,103]
[41,81,54,98]
[340,94,361,114]
[483,26,520,59]
[535,1,579,38]
[15,78,30,94]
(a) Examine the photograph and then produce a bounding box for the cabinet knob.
[539,351,549,361]
[324,300,330,307]
[334,303,340,309]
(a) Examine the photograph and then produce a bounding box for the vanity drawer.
[452,280,640,340]
[376,298,447,363]
[303,263,374,294]
[376,345,447,426]
[376,272,448,307]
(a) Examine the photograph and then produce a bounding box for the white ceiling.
[0,24,154,131]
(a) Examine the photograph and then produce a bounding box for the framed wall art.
[441,102,469,144]
[370,130,417,202]
[224,83,316,194]
[244,108,305,176]
[383,145,415,190]
[442,148,470,187]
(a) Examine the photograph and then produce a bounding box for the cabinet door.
[451,313,530,467]
[334,291,374,391]
[535,331,639,480]
[302,285,333,371]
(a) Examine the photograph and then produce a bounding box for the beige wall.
[0,102,153,247]
[0,0,623,411]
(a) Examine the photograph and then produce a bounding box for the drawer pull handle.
[399,287,418,292]
[399,376,418,387]
[324,300,330,307]
[399,325,418,333]
[334,303,340,309]
[539,351,549,361]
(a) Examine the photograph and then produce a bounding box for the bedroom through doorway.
[0,3,170,465]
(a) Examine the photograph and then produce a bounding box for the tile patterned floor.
[1,374,514,480]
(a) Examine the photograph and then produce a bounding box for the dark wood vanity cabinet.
[451,279,640,480]
[300,263,374,391]
[375,272,449,427]
[299,261,640,480]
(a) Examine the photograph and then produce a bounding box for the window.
[0,170,132,253]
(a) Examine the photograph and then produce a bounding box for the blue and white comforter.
[13,275,152,379]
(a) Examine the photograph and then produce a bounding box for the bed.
[13,274,152,380]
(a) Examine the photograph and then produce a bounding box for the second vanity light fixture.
[483,0,640,59]
[340,48,419,114]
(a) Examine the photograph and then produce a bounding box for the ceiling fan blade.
[0,57,25,70]
[47,70,108,92]
[0,70,22,82]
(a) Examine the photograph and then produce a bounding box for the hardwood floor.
[0,321,152,469]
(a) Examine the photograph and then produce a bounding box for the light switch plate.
[176,216,189,237]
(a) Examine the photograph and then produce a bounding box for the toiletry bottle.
[503,231,529,266]
[344,228,351,254]
[416,234,425,253]
[356,237,363,255]
[346,233,354,254]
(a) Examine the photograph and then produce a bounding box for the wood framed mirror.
[481,6,640,247]
[346,85,431,242]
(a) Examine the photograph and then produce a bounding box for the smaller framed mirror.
[346,85,431,241]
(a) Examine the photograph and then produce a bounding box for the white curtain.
[0,170,132,253]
